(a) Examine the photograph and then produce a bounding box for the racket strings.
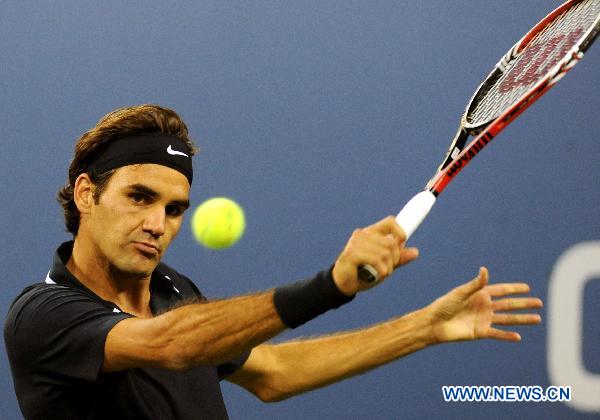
[467,0,600,127]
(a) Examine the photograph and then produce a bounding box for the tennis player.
[4,104,543,419]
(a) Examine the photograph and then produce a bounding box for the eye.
[130,192,148,204]
[165,204,184,217]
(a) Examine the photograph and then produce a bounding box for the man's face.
[84,164,190,278]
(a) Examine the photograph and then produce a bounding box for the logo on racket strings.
[499,28,584,93]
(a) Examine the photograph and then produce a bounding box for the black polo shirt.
[4,241,249,419]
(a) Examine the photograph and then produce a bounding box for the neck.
[67,236,153,318]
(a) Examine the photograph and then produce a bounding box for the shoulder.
[4,282,132,388]
[4,281,125,344]
[6,282,91,325]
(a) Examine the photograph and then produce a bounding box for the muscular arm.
[228,267,543,402]
[103,291,285,372]
[228,308,433,402]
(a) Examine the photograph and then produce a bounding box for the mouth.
[132,241,161,256]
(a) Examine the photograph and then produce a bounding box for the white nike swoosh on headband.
[167,145,189,157]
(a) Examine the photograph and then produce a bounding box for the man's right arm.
[103,291,284,372]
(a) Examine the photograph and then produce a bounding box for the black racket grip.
[358,264,379,283]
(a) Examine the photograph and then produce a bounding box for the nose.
[142,207,166,237]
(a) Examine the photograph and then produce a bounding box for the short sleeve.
[4,284,133,386]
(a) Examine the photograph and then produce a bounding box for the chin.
[131,261,159,277]
[114,257,159,279]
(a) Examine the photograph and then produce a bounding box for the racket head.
[433,0,600,185]
[462,0,600,131]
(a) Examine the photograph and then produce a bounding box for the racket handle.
[359,191,436,283]
[394,190,437,240]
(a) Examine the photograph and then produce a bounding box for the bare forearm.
[260,308,435,400]
[161,291,286,368]
[106,291,286,372]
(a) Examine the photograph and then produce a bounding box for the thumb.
[456,267,488,297]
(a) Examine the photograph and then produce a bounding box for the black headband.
[86,133,193,184]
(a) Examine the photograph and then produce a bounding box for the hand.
[332,216,419,296]
[426,267,543,343]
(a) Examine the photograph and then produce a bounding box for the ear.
[73,173,95,214]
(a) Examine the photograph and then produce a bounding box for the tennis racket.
[360,0,600,283]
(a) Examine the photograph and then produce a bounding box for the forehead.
[107,164,190,199]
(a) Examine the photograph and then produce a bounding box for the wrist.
[331,263,358,297]
[274,267,355,329]
[415,305,440,346]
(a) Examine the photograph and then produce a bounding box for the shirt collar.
[46,241,182,314]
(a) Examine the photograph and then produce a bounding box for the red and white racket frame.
[358,0,600,283]
[428,0,599,197]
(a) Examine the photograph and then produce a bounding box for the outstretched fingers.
[485,312,542,341]
[492,297,543,312]
[489,287,543,330]
[492,313,542,325]
[485,282,532,297]
[486,328,522,342]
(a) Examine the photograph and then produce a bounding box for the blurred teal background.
[1,1,598,418]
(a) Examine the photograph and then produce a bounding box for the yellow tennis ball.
[191,197,246,249]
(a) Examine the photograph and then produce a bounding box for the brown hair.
[57,104,198,235]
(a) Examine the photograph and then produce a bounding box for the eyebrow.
[128,183,190,210]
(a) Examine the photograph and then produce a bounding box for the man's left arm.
[227,267,543,402]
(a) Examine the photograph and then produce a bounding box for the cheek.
[165,219,183,240]
[94,205,139,237]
